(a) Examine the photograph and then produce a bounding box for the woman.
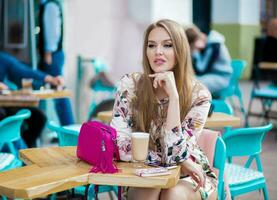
[111,19,217,200]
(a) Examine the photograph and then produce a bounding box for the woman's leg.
[160,179,218,200]
[160,179,201,200]
[128,187,161,200]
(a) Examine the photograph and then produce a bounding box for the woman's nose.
[155,46,164,55]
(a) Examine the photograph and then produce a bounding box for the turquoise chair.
[212,99,234,115]
[220,60,247,120]
[0,109,31,200]
[47,121,80,146]
[0,109,31,171]
[47,121,118,199]
[212,99,234,133]
[247,83,277,126]
[222,123,273,200]
[213,137,226,200]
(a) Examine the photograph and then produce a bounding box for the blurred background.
[1,0,276,122]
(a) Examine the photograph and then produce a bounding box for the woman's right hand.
[180,159,205,191]
[0,82,8,90]
[44,75,64,87]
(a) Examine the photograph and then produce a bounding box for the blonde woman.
[111,19,217,200]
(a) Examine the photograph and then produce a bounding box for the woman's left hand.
[180,159,206,191]
[149,71,178,99]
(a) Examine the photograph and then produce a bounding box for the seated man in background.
[185,26,233,98]
[0,51,62,147]
[262,18,277,63]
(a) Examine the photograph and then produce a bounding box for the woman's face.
[146,27,176,73]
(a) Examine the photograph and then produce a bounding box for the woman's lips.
[154,58,166,65]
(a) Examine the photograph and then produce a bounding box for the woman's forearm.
[166,96,181,130]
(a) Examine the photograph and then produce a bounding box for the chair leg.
[236,90,247,125]
[49,193,56,200]
[246,95,254,127]
[262,185,270,200]
[1,196,8,200]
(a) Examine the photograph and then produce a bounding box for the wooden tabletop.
[97,111,241,128]
[32,89,71,99]
[205,112,241,128]
[0,146,180,199]
[0,89,71,107]
[0,94,39,107]
[259,62,277,70]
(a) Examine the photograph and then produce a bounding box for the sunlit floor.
[41,80,277,200]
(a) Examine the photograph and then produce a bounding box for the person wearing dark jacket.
[185,26,233,98]
[38,0,74,125]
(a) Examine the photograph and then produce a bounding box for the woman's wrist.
[168,91,179,101]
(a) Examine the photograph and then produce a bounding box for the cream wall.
[63,0,145,121]
[63,0,192,122]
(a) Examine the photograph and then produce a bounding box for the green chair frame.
[222,123,272,199]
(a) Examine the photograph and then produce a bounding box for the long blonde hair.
[131,19,194,132]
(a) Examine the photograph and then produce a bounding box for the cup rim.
[132,132,149,138]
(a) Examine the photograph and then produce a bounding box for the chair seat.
[0,153,22,171]
[226,163,264,186]
[253,86,277,98]
[0,153,15,171]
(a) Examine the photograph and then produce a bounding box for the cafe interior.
[0,0,276,199]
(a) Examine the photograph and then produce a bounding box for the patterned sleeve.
[110,73,139,162]
[163,81,211,164]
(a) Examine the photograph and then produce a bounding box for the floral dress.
[110,73,217,200]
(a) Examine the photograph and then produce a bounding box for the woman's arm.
[110,74,136,162]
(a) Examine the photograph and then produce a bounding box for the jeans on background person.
[39,50,75,125]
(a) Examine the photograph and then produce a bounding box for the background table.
[97,111,241,128]
[0,90,71,107]
[32,89,71,99]
[259,62,277,70]
[0,94,39,107]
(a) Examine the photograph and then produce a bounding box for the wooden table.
[32,89,71,99]
[0,146,180,199]
[97,111,241,128]
[0,94,39,107]
[0,89,71,107]
[259,62,277,70]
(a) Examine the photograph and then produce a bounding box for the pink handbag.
[77,121,119,173]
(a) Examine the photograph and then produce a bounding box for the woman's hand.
[180,159,205,191]
[44,75,64,87]
[0,82,8,90]
[149,71,178,99]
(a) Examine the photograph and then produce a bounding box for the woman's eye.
[164,44,173,48]
[147,44,155,48]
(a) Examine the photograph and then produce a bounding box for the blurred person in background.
[185,26,233,98]
[262,18,277,63]
[0,51,63,147]
[38,0,74,125]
